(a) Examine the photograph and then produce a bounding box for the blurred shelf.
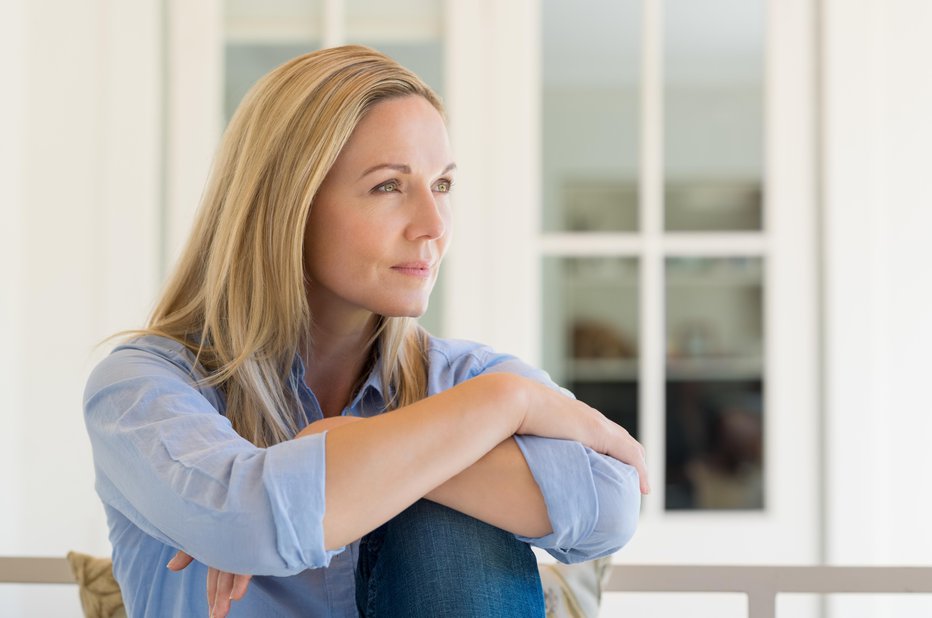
[568,358,640,381]
[566,356,763,382]
[561,271,762,288]
[564,275,639,287]
[665,272,762,287]
[667,356,763,380]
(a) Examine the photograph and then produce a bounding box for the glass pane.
[224,43,321,122]
[225,0,322,40]
[226,0,320,25]
[665,257,764,510]
[347,0,443,43]
[224,0,324,122]
[542,257,639,438]
[347,0,445,96]
[541,0,641,232]
[664,0,764,231]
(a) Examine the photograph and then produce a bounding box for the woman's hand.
[166,414,365,616]
[514,377,650,495]
[166,551,250,618]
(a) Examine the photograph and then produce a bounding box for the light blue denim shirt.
[84,334,640,617]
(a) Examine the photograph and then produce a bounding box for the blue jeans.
[355,499,546,617]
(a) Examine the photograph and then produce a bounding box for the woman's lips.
[391,262,432,278]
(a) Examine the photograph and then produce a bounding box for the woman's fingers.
[206,567,218,615]
[625,431,650,494]
[206,568,250,616]
[231,574,253,600]
[210,570,235,617]
[166,550,194,571]
[171,555,249,616]
[633,444,650,494]
[517,379,651,494]
[599,415,650,495]
[168,553,249,616]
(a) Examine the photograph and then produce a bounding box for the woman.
[84,45,647,617]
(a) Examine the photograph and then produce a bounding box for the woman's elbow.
[595,463,642,552]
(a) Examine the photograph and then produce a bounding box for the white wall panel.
[823,1,932,617]
[1,0,163,614]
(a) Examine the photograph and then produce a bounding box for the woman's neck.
[302,314,379,418]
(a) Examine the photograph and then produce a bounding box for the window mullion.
[322,0,345,47]
[640,0,665,519]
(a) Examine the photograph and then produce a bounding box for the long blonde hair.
[142,45,439,447]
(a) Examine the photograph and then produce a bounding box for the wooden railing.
[4,558,932,617]
[605,565,932,618]
[0,557,73,584]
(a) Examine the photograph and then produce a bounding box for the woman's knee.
[356,499,545,617]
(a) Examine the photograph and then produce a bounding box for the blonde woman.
[84,45,648,617]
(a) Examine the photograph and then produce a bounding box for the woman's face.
[304,95,454,325]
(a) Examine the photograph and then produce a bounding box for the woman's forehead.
[335,96,453,174]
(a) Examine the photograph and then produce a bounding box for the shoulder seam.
[114,337,201,384]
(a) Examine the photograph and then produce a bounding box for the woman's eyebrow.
[359,162,457,180]
[360,163,411,179]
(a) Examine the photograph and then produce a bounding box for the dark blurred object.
[572,320,636,358]
[666,380,764,510]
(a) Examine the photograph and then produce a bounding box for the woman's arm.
[87,342,637,575]
[424,437,552,537]
[297,423,551,538]
[418,345,647,564]
[318,372,645,550]
[423,435,643,564]
[172,381,645,617]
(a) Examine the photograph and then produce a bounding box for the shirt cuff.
[263,431,346,571]
[512,434,598,555]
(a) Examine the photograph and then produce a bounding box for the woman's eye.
[376,181,399,193]
[434,179,454,193]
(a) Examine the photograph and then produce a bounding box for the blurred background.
[1,0,930,616]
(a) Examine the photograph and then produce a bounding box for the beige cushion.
[66,552,126,618]
[62,551,608,617]
[540,556,612,618]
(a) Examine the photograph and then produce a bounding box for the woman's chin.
[375,299,430,320]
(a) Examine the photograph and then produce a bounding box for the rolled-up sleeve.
[83,342,340,576]
[513,435,640,563]
[476,350,641,564]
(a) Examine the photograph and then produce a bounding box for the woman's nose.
[406,186,447,241]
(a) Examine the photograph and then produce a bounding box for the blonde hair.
[141,45,440,447]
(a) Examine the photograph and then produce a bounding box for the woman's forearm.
[321,373,527,550]
[318,371,647,550]
[424,437,552,538]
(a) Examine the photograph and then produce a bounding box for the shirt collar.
[348,358,385,412]
[291,352,387,416]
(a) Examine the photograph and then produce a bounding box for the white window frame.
[169,0,819,566]
[444,0,820,565]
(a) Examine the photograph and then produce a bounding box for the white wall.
[0,0,163,614]
[4,0,932,616]
[824,0,932,616]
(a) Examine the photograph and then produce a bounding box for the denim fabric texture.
[356,500,545,618]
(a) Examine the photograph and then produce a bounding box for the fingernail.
[166,557,178,569]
